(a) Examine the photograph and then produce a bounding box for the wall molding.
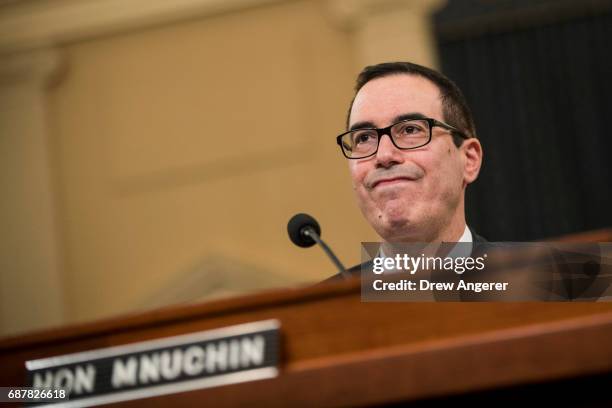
[326,0,447,67]
[0,0,284,55]
[326,0,446,29]
[0,48,62,86]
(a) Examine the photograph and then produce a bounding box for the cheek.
[419,150,461,197]
[349,163,379,210]
[349,163,367,190]
[429,154,463,197]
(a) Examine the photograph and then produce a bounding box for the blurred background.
[1,0,610,337]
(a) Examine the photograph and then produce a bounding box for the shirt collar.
[446,225,472,259]
[458,225,472,243]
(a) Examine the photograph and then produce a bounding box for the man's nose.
[375,134,403,168]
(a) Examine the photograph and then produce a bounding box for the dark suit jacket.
[325,227,487,282]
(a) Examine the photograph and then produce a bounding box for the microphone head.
[287,213,321,248]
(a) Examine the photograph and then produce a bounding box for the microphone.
[287,213,350,279]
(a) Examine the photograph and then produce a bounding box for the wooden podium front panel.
[1,278,612,407]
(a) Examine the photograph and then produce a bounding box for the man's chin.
[373,213,416,242]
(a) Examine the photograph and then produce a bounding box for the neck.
[384,200,467,244]
[433,196,467,242]
[436,216,467,242]
[380,199,468,257]
[381,223,467,259]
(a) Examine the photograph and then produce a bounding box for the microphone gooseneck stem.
[303,227,350,279]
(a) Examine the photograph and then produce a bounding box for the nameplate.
[25,319,280,407]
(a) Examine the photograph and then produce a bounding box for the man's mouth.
[365,166,425,190]
[372,177,413,189]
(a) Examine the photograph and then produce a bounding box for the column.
[0,49,66,335]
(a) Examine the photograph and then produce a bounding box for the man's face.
[348,74,476,242]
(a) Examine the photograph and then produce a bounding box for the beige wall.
[0,0,443,336]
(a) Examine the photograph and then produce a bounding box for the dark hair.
[347,62,477,147]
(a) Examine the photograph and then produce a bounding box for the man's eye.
[402,125,420,134]
[353,132,375,144]
[356,134,370,143]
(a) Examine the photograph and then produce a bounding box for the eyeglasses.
[336,118,468,159]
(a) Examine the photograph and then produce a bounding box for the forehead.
[349,74,442,127]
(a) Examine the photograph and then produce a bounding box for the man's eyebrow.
[348,113,429,131]
[349,121,376,131]
[393,112,428,122]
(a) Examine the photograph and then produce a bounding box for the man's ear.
[462,138,482,184]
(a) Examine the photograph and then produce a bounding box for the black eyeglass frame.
[336,118,468,159]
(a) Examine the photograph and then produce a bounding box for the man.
[331,61,484,279]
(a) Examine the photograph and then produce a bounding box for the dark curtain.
[434,1,612,240]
